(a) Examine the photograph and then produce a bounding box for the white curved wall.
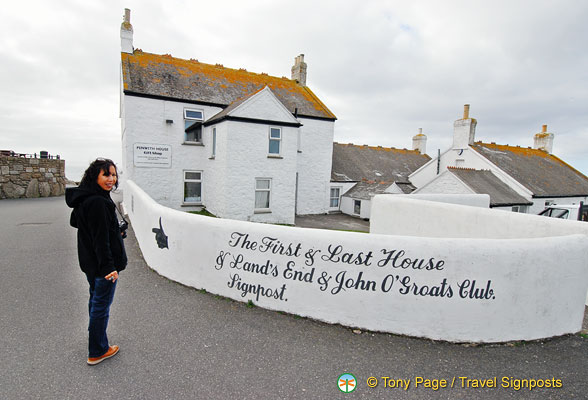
[124,181,588,343]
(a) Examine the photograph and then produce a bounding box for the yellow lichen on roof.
[477,142,549,157]
[121,50,336,119]
[336,142,420,154]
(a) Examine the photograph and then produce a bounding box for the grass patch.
[247,300,256,308]
[580,333,588,339]
[188,208,217,218]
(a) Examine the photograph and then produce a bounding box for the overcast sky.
[2,0,587,181]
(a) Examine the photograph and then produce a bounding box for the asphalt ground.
[1,196,587,400]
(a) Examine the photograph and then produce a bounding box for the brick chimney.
[452,104,477,149]
[412,128,427,154]
[291,54,307,86]
[120,8,134,54]
[533,124,554,153]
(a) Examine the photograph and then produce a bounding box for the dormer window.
[184,109,203,143]
[268,127,281,156]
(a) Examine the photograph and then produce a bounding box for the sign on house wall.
[133,143,172,168]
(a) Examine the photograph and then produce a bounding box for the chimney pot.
[120,8,134,54]
[463,104,470,119]
[534,125,554,153]
[291,54,307,86]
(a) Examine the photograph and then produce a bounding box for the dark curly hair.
[80,158,119,191]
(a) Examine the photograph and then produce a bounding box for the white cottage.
[410,105,588,213]
[119,10,336,224]
[329,141,431,219]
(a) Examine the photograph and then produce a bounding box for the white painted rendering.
[452,118,477,149]
[328,181,356,212]
[370,195,588,239]
[295,118,334,215]
[397,193,490,208]
[124,180,588,342]
[121,84,335,223]
[120,9,133,54]
[414,170,474,196]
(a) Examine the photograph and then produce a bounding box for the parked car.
[538,202,588,221]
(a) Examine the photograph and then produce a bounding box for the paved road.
[1,196,587,399]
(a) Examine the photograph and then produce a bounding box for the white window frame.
[183,170,202,204]
[330,187,341,208]
[354,199,361,215]
[268,127,281,156]
[184,108,204,144]
[254,178,272,212]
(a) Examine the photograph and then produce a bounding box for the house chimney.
[412,128,427,154]
[120,8,134,54]
[291,54,307,86]
[452,104,477,149]
[533,124,554,153]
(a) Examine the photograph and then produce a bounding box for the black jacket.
[66,185,127,278]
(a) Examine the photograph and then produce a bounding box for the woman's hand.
[105,271,119,283]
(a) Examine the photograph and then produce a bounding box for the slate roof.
[342,181,393,200]
[471,142,588,197]
[121,50,336,120]
[331,143,431,182]
[447,167,532,207]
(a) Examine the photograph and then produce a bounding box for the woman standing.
[66,159,127,365]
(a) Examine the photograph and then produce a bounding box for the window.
[184,109,203,143]
[354,200,361,215]
[455,159,465,167]
[183,171,202,203]
[511,206,527,213]
[211,127,217,158]
[330,187,341,208]
[269,127,281,155]
[255,178,271,211]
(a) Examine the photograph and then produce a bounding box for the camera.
[119,219,129,239]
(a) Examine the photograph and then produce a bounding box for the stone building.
[0,153,66,199]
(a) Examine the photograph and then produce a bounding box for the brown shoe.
[87,345,120,365]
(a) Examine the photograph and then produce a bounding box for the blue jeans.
[86,275,117,357]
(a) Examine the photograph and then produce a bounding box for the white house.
[410,105,588,213]
[329,140,431,219]
[119,10,336,224]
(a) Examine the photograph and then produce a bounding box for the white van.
[538,202,588,221]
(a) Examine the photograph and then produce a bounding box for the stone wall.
[0,155,66,199]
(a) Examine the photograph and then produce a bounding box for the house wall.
[122,95,335,223]
[328,181,356,212]
[222,120,298,225]
[296,118,334,215]
[124,180,588,342]
[414,170,473,195]
[410,148,533,201]
[121,95,223,209]
[341,196,370,219]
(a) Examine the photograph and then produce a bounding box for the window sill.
[182,142,204,146]
[181,203,203,207]
[267,155,283,159]
[254,209,272,214]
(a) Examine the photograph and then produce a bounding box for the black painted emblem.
[152,217,169,249]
